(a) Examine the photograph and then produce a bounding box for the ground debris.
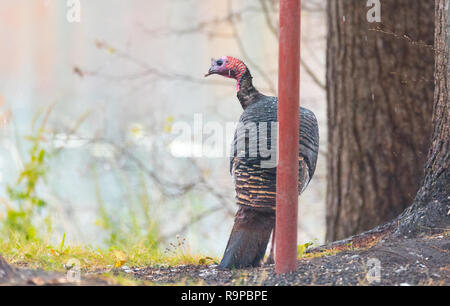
[1,236,448,286]
[128,236,449,286]
[0,255,111,286]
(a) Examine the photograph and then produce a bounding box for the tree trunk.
[394,0,450,236]
[326,0,436,241]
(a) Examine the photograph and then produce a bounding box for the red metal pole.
[275,0,301,275]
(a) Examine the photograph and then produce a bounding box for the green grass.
[0,232,218,273]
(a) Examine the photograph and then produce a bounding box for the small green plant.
[59,233,66,253]
[3,108,53,241]
[198,256,215,265]
[297,241,315,258]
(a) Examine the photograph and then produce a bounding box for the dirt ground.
[128,235,449,286]
[1,235,449,286]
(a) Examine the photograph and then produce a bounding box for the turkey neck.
[237,69,262,109]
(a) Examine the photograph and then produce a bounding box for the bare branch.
[227,0,277,94]
[259,0,326,90]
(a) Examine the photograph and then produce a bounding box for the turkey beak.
[204,68,215,77]
[204,58,216,77]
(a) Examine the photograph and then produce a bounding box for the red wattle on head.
[225,56,247,91]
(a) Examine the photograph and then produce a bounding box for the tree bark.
[394,0,450,236]
[326,0,436,241]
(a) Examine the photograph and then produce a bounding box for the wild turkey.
[205,56,319,269]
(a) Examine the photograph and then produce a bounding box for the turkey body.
[204,57,319,269]
[220,94,319,269]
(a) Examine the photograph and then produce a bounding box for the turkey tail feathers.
[219,206,275,269]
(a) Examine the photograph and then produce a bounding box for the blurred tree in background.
[326,0,435,241]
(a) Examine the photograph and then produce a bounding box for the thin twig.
[259,0,326,90]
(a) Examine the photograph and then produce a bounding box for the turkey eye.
[216,60,223,66]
